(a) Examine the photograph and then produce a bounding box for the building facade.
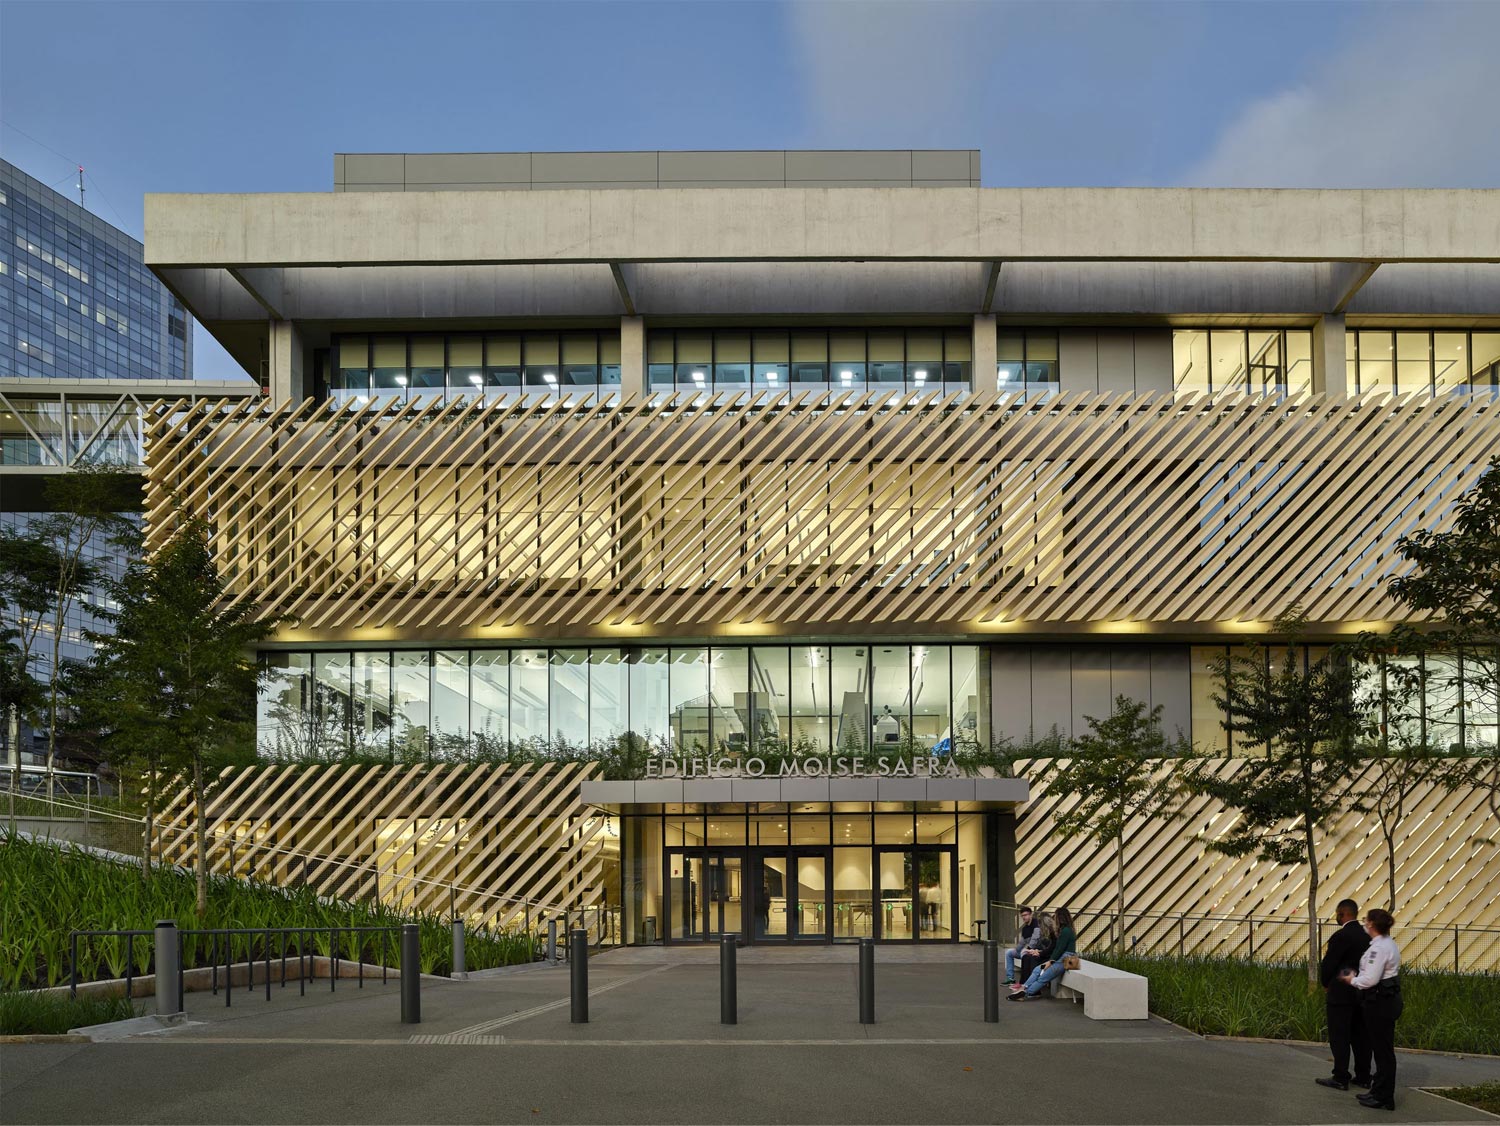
[142,152,1500,949]
[0,158,244,778]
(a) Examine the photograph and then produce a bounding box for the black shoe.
[1316,1078,1349,1091]
[1007,990,1030,1001]
[1357,1094,1394,1111]
[1352,1078,1372,1090]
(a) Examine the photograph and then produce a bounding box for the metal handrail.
[988,900,1500,972]
[149,819,583,924]
[68,924,402,1006]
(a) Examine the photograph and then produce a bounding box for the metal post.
[452,919,466,979]
[1179,915,1185,958]
[400,923,421,1024]
[569,928,589,1024]
[858,938,875,1025]
[720,934,737,1025]
[1248,916,1255,961]
[154,920,181,1016]
[548,918,558,964]
[982,939,999,1023]
[1454,923,1460,974]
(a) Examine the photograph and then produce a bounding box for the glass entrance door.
[875,847,957,940]
[671,848,831,943]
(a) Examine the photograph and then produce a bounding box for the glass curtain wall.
[1351,330,1500,398]
[647,328,972,396]
[1171,329,1314,396]
[257,644,989,760]
[329,331,622,404]
[626,805,982,945]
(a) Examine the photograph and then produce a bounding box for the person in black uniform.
[1316,898,1372,1091]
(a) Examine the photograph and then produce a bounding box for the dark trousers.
[1018,952,1043,983]
[1326,1001,1371,1084]
[1363,989,1401,1104]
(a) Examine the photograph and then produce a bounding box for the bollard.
[154,920,182,1016]
[858,937,875,1025]
[720,934,737,1025]
[451,919,466,979]
[400,923,421,1024]
[570,928,589,1023]
[982,939,1000,1023]
[548,918,558,964]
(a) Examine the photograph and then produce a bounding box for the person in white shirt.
[1340,908,1402,1111]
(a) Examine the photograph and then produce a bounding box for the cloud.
[1181,2,1500,188]
[785,0,996,147]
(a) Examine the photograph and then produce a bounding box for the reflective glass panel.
[1395,332,1431,397]
[590,649,627,746]
[912,645,950,753]
[510,649,549,744]
[258,652,311,758]
[670,648,711,753]
[750,647,790,754]
[392,651,430,758]
[791,646,831,753]
[550,649,590,748]
[350,650,392,758]
[710,646,749,754]
[833,848,874,938]
[471,651,508,752]
[1358,331,1394,396]
[870,645,909,750]
[830,646,868,755]
[432,650,469,756]
[628,648,671,747]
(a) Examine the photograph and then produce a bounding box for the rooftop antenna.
[77,166,84,207]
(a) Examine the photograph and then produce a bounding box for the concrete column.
[268,320,306,404]
[1311,313,1348,398]
[620,315,645,398]
[972,314,997,394]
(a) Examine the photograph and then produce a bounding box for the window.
[1353,330,1500,399]
[646,328,973,396]
[327,330,621,402]
[255,644,987,761]
[1172,329,1313,397]
[998,331,1058,400]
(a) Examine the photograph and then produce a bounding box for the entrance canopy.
[580,776,1029,809]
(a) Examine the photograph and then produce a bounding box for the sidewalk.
[4,952,1496,1124]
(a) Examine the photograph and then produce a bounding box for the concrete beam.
[1329,261,1380,313]
[981,261,1002,313]
[609,263,636,316]
[145,187,1500,269]
[227,267,287,320]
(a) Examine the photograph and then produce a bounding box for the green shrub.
[0,832,535,990]
[1092,953,1500,1056]
[0,991,139,1036]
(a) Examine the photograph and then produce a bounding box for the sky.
[2,0,1497,379]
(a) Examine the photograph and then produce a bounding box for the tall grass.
[0,991,139,1035]
[1092,953,1500,1056]
[0,832,535,991]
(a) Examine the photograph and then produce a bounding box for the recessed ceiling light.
[395,375,408,386]
[543,373,557,384]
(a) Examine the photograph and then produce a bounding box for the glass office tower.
[0,158,192,380]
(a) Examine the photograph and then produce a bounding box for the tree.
[1181,611,1363,987]
[1384,455,1500,819]
[87,513,276,913]
[1346,643,1484,915]
[1048,696,1190,946]
[0,528,59,790]
[20,468,138,798]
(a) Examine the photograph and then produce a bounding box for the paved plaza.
[3,948,1496,1124]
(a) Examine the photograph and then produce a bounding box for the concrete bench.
[1050,958,1149,1020]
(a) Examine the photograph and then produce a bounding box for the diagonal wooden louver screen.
[143,391,1500,639]
[153,762,606,930]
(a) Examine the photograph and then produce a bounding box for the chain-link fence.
[991,902,1500,973]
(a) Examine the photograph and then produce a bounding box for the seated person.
[1017,911,1056,987]
[1004,906,1040,985]
[1010,907,1077,1000]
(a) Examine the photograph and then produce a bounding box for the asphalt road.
[4,958,1496,1125]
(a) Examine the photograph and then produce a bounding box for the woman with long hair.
[1013,910,1056,989]
[1010,906,1078,1001]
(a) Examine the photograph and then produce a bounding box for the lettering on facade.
[643,756,963,779]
